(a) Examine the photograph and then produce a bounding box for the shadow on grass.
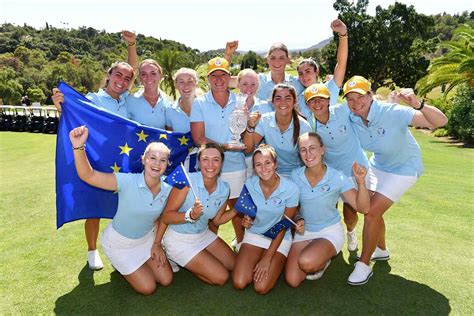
[55,254,450,315]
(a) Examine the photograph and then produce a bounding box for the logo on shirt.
[272,197,283,206]
[339,124,347,134]
[376,127,386,136]
[321,185,331,192]
[214,199,224,208]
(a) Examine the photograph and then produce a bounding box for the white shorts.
[220,169,246,199]
[162,228,218,267]
[242,231,292,257]
[100,224,154,275]
[367,166,418,202]
[293,221,345,254]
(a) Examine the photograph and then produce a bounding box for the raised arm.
[51,88,64,113]
[341,163,370,214]
[330,19,348,87]
[398,89,448,129]
[122,30,138,72]
[69,126,118,191]
[224,40,239,89]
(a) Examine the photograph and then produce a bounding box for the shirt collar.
[204,91,236,109]
[97,88,128,104]
[265,72,292,84]
[134,88,164,104]
[269,112,294,131]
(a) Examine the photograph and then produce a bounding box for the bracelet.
[338,32,348,38]
[415,99,425,111]
[128,42,136,47]
[246,126,255,133]
[72,144,86,151]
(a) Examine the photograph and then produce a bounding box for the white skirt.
[162,228,218,267]
[220,169,247,199]
[242,231,292,257]
[367,165,418,202]
[100,224,155,275]
[293,221,345,254]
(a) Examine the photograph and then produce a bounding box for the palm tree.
[416,24,473,96]
[156,49,179,99]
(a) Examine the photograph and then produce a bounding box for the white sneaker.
[169,259,180,273]
[371,247,390,261]
[347,230,358,251]
[306,260,331,281]
[87,250,103,270]
[356,247,391,261]
[231,238,242,253]
[347,261,373,286]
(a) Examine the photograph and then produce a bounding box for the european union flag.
[234,185,257,218]
[55,82,194,228]
[165,164,190,189]
[263,217,292,239]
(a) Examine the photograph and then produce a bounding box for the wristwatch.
[184,208,195,223]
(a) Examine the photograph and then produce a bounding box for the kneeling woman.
[161,144,236,285]
[285,132,369,287]
[69,126,173,295]
[233,145,299,294]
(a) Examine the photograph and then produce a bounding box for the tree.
[331,0,435,90]
[27,87,46,103]
[241,51,258,70]
[416,24,474,96]
[156,49,180,99]
[0,67,23,104]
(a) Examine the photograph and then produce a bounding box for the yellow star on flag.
[136,130,149,142]
[119,143,133,156]
[110,162,121,173]
[178,135,189,146]
[159,134,168,140]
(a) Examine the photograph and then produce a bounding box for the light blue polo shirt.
[298,79,340,120]
[190,91,246,172]
[86,89,128,118]
[112,173,172,239]
[257,72,305,101]
[255,112,312,175]
[308,104,368,177]
[249,97,274,114]
[165,100,191,133]
[169,172,230,234]
[126,90,170,128]
[290,166,354,232]
[349,100,422,176]
[246,175,299,240]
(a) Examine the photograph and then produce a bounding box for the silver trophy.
[228,94,248,147]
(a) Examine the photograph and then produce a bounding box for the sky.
[1,0,472,52]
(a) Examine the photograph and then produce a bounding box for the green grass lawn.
[0,130,473,314]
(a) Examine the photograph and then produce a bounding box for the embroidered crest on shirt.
[321,184,331,192]
[376,127,386,136]
[339,124,347,134]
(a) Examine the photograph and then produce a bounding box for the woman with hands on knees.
[161,144,237,285]
[232,144,299,294]
[69,126,173,295]
[285,132,369,287]
[51,60,135,271]
[343,76,448,285]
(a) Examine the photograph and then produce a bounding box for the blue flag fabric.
[263,218,292,239]
[234,185,257,218]
[165,164,190,189]
[55,81,194,228]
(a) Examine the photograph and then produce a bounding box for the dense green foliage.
[416,24,473,96]
[0,23,204,104]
